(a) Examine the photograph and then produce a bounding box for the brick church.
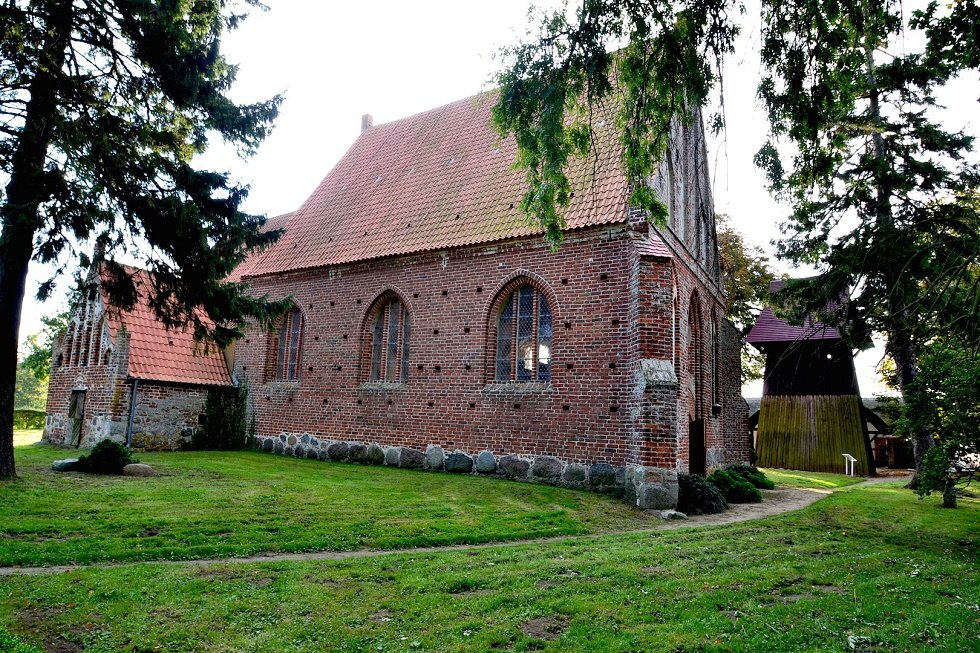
[230,92,748,509]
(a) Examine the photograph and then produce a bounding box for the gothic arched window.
[495,285,552,382]
[368,297,410,382]
[274,305,303,382]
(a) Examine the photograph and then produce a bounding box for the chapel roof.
[240,91,630,278]
[101,266,233,386]
[745,280,842,345]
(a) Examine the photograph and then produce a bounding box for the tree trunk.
[941,477,957,509]
[863,36,932,487]
[0,0,74,479]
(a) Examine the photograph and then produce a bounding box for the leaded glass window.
[495,286,552,382]
[275,306,303,381]
[370,299,409,382]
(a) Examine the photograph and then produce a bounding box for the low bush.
[677,473,728,515]
[726,463,775,490]
[77,439,138,475]
[187,385,253,451]
[13,409,45,430]
[708,469,763,503]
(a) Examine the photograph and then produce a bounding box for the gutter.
[125,377,139,447]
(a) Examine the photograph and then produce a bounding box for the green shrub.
[77,439,138,475]
[677,473,728,515]
[12,409,45,430]
[708,469,763,503]
[726,463,775,490]
[187,385,252,451]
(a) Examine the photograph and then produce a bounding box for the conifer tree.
[0,1,287,478]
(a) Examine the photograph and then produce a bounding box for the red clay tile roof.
[242,92,629,278]
[226,212,293,282]
[636,234,672,258]
[746,280,842,345]
[102,267,232,386]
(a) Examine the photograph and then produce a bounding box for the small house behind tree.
[44,265,233,449]
[746,280,875,475]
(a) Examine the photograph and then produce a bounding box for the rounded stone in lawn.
[305,447,319,460]
[444,452,473,474]
[123,463,156,477]
[51,458,80,472]
[475,451,496,474]
[273,441,284,454]
[498,455,530,478]
[294,444,306,458]
[348,442,368,464]
[366,443,385,465]
[399,447,426,469]
[326,442,349,462]
[261,438,274,452]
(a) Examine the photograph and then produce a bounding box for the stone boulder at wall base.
[384,447,401,466]
[531,456,563,481]
[399,447,426,469]
[366,443,385,465]
[123,463,156,477]
[425,445,445,470]
[445,452,474,474]
[498,455,530,478]
[475,451,497,474]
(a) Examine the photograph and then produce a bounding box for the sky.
[18,0,977,396]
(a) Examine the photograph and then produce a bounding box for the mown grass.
[762,467,866,490]
[0,442,658,566]
[11,430,41,448]
[0,482,975,652]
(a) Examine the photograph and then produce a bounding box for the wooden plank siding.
[756,395,873,475]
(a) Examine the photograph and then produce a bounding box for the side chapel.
[231,92,749,509]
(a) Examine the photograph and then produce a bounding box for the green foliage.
[13,359,46,412]
[492,0,738,243]
[12,410,44,430]
[0,0,290,478]
[0,627,43,653]
[676,472,728,515]
[187,385,252,451]
[890,338,980,504]
[20,309,71,382]
[725,463,775,490]
[76,440,137,475]
[716,214,777,381]
[707,468,762,503]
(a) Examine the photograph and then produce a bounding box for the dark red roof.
[226,212,293,282]
[102,267,233,386]
[241,92,628,278]
[636,234,672,258]
[745,280,842,345]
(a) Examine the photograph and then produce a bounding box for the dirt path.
[0,477,906,577]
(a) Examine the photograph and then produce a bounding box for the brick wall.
[237,226,661,468]
[44,285,216,450]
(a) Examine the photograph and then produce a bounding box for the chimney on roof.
[361,113,373,133]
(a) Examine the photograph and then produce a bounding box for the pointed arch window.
[495,286,552,382]
[275,305,303,382]
[369,298,410,382]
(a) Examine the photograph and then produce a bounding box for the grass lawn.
[0,479,976,652]
[761,467,867,490]
[0,442,658,566]
[11,430,41,448]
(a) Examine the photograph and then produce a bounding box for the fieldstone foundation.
[254,433,680,510]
